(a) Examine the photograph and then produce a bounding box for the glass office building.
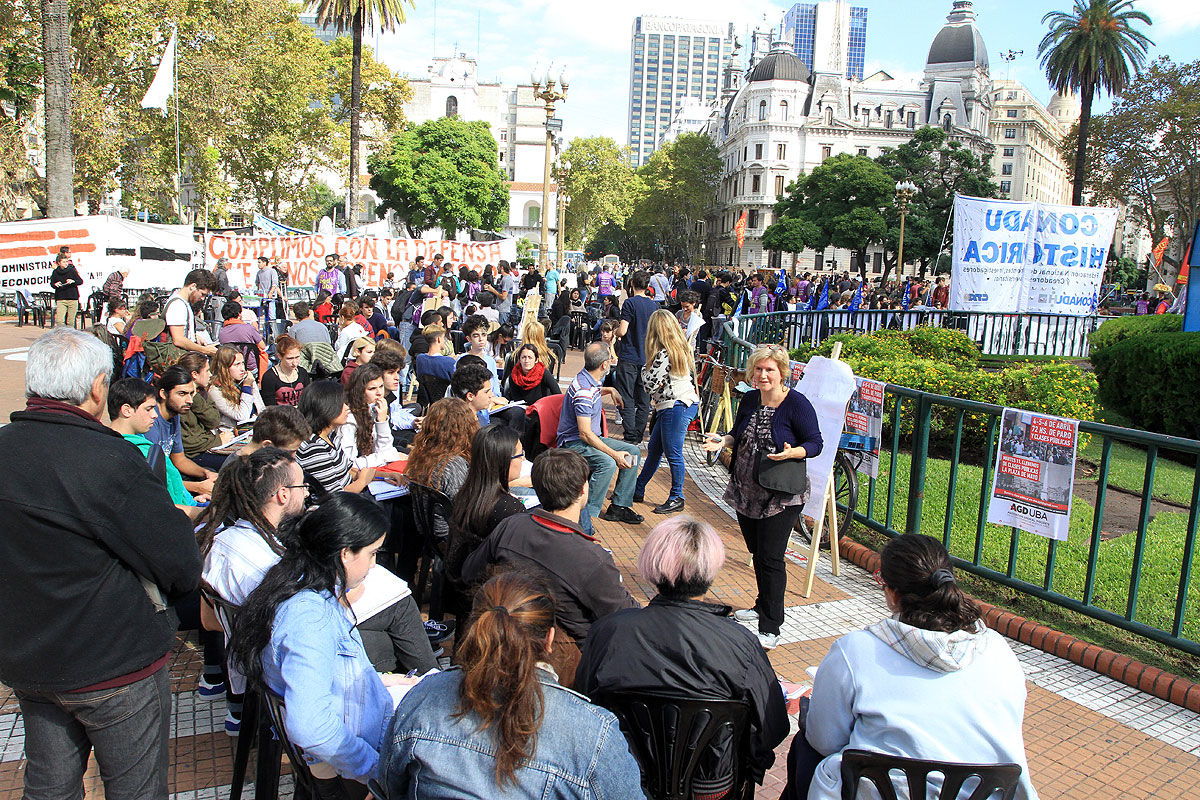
[782,2,869,83]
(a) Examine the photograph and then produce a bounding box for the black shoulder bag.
[753,410,809,495]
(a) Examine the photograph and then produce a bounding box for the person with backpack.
[648,268,671,305]
[165,269,218,357]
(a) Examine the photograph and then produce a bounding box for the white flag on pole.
[140,31,177,112]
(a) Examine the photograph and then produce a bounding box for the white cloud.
[1139,0,1200,34]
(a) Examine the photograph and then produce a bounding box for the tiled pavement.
[1,323,1200,798]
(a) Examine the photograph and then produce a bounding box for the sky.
[368,0,1200,144]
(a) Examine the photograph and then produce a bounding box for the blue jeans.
[635,401,698,502]
[562,437,640,530]
[16,666,170,799]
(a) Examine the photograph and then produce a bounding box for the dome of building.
[926,1,988,70]
[1047,89,1081,127]
[748,41,811,83]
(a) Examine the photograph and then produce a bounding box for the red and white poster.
[841,378,884,479]
[986,409,1078,541]
[204,233,516,293]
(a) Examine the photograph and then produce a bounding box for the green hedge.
[1088,314,1181,353]
[1092,332,1200,440]
[789,327,1097,451]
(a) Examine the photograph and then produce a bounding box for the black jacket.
[576,596,789,780]
[51,264,82,301]
[0,409,201,692]
[461,510,638,644]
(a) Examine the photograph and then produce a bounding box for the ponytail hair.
[227,492,388,688]
[454,571,557,787]
[879,534,980,633]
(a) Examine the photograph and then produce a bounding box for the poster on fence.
[784,360,806,389]
[841,378,884,479]
[950,195,1119,316]
[795,356,857,523]
[986,408,1078,541]
[204,233,517,294]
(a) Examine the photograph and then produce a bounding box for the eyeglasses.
[872,569,886,588]
[284,484,310,494]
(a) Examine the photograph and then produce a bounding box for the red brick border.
[836,537,1200,714]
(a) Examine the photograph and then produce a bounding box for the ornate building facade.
[704,0,993,274]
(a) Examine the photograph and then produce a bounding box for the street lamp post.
[532,65,568,270]
[554,160,570,272]
[895,180,917,276]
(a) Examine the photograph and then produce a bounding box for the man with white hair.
[0,327,201,799]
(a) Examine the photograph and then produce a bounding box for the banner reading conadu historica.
[0,215,197,294]
[950,195,1119,315]
[205,233,517,292]
[986,408,1078,541]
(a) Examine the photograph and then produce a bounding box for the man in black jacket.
[50,251,83,328]
[461,448,638,645]
[0,327,202,799]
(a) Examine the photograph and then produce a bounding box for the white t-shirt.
[164,292,196,341]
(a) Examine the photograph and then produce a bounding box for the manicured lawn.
[846,448,1200,679]
[1078,437,1196,507]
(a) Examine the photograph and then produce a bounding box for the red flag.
[1152,236,1170,267]
[734,211,748,250]
[1179,239,1192,286]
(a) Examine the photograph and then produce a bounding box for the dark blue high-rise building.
[782,2,869,83]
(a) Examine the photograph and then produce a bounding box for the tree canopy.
[369,116,510,236]
[558,136,641,249]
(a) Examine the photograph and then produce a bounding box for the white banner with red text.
[986,408,1078,541]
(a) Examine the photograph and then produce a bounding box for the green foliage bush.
[788,327,1096,451]
[1092,332,1200,440]
[1088,314,1182,353]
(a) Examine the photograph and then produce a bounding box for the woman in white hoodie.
[783,534,1039,800]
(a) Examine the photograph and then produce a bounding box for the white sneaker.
[732,608,759,623]
[758,632,780,650]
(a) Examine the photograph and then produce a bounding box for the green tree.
[761,216,817,266]
[324,36,410,135]
[0,0,41,117]
[316,0,414,227]
[1038,0,1153,205]
[1060,57,1200,279]
[40,0,74,216]
[283,179,339,231]
[772,154,893,279]
[370,116,509,236]
[874,126,997,281]
[632,133,720,263]
[558,136,641,249]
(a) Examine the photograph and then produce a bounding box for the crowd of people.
[0,255,1040,800]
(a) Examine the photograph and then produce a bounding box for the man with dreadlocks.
[196,449,439,733]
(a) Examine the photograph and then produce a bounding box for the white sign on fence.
[950,195,1119,316]
[986,408,1078,541]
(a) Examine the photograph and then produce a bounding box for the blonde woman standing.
[633,309,700,514]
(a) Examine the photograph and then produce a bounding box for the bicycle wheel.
[832,451,859,536]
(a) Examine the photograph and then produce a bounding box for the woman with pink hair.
[576,515,788,797]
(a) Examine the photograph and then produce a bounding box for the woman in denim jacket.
[230,493,411,797]
[376,572,646,799]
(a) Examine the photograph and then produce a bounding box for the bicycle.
[696,355,745,467]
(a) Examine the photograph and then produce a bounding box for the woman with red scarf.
[502,344,561,405]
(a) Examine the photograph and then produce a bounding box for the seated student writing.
[208,345,265,428]
[296,381,376,496]
[340,363,401,468]
[108,378,202,513]
[228,493,416,797]
[177,351,235,473]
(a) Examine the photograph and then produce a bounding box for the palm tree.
[316,0,413,227]
[40,0,75,217]
[1038,0,1153,205]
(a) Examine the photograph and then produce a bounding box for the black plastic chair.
[839,749,1023,800]
[591,691,754,800]
[414,374,450,413]
[407,481,454,621]
[15,291,45,327]
[260,689,321,800]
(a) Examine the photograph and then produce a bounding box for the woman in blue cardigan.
[702,344,821,649]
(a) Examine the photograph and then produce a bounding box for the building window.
[1004,128,1017,139]
[500,130,507,142]
[758,100,767,120]
[751,174,761,193]
[885,110,893,129]
[776,143,786,159]
[445,95,458,117]
[942,114,952,132]
[1000,181,1011,193]
[780,100,789,121]
[824,106,834,125]
[743,146,747,161]
[755,143,763,159]
[748,210,760,228]
[1002,163,1013,175]
[907,111,916,129]
[857,147,868,157]
[1007,109,1018,118]
[775,175,785,196]
[821,145,832,161]
[499,151,505,162]
[1003,147,1014,157]
[528,205,540,227]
